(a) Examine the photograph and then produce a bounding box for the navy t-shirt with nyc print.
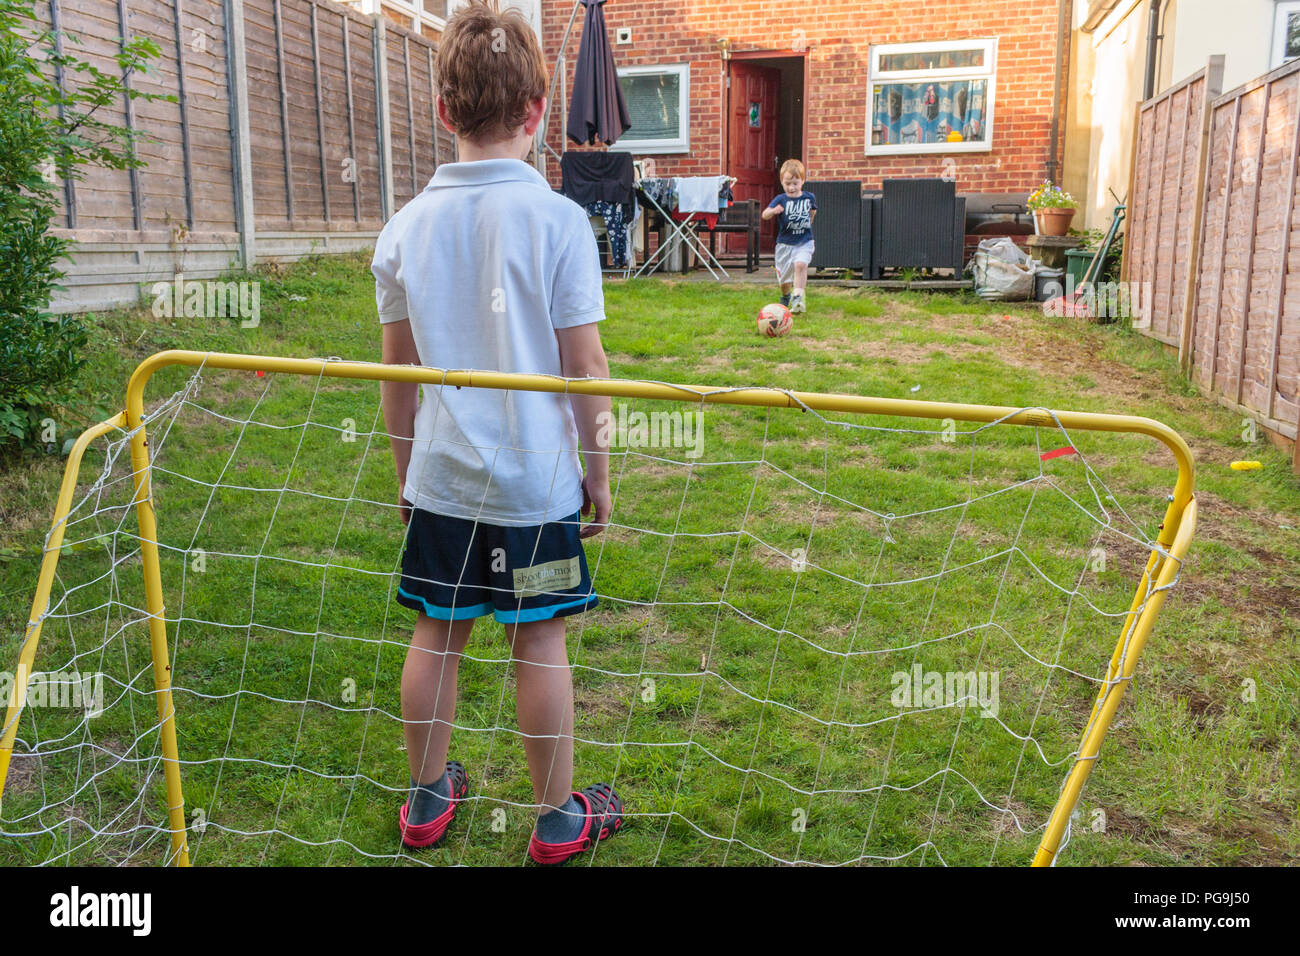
[767,191,817,246]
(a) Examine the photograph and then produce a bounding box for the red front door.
[727,62,780,254]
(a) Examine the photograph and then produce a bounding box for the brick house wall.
[540,0,1070,195]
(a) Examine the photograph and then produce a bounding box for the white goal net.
[0,356,1194,866]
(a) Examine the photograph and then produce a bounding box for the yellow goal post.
[0,349,1197,867]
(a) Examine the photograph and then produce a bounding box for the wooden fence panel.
[1126,104,1152,292]
[1191,97,1237,394]
[1132,57,1300,454]
[1279,135,1300,435]
[1257,72,1300,433]
[278,0,325,223]
[1163,83,1198,342]
[1127,68,1210,346]
[1211,84,1263,404]
[37,0,452,311]
[343,13,385,224]
[314,5,352,222]
[1190,61,1300,444]
[54,0,141,231]
[408,33,436,192]
[122,0,191,230]
[244,0,291,225]
[386,25,415,211]
[179,0,239,232]
[47,0,443,236]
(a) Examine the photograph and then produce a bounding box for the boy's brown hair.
[779,159,806,182]
[435,1,548,144]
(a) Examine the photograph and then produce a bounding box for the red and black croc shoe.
[528,782,625,866]
[398,760,469,849]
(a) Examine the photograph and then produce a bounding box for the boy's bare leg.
[793,261,808,295]
[403,613,475,785]
[780,281,793,296]
[507,617,575,813]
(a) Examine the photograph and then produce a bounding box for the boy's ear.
[435,95,457,136]
[522,96,547,137]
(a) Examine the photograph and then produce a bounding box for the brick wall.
[541,0,1070,193]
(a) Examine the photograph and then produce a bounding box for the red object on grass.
[1042,295,1093,319]
[669,210,720,229]
[1040,446,1077,461]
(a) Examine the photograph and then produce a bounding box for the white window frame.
[1273,1,1300,69]
[865,37,998,156]
[609,63,690,154]
[361,0,465,35]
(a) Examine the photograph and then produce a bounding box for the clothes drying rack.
[632,174,734,280]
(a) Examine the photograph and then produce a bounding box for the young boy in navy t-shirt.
[761,159,817,313]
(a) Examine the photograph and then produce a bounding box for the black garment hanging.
[560,151,635,208]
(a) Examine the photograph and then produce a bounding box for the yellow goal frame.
[0,350,1197,867]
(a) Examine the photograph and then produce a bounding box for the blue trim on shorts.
[492,593,598,623]
[397,586,493,620]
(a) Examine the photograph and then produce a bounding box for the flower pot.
[1035,208,1076,237]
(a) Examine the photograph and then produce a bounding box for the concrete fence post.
[374,17,395,222]
[224,0,256,268]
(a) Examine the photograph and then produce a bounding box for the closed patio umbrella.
[565,0,631,146]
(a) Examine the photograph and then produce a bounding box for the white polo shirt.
[372,158,605,527]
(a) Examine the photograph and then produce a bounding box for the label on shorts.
[512,556,581,598]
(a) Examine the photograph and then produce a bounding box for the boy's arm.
[381,318,420,525]
[551,208,611,537]
[373,226,418,524]
[556,322,611,538]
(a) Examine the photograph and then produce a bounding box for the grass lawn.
[0,252,1296,866]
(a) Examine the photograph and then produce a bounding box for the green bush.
[0,0,167,453]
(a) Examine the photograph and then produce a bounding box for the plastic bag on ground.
[969,237,1034,301]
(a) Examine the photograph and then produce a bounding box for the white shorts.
[774,241,814,285]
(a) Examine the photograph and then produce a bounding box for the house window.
[428,0,471,21]
[866,38,997,155]
[611,64,690,154]
[367,0,466,33]
[1273,2,1300,68]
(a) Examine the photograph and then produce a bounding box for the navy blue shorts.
[396,508,598,623]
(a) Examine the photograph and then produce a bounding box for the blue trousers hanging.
[586,200,632,268]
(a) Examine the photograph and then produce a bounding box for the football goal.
[0,349,1196,866]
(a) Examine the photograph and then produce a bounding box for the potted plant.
[1028,182,1077,236]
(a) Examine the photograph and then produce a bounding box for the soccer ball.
[756,303,793,337]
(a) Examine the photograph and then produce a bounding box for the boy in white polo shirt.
[371,0,623,865]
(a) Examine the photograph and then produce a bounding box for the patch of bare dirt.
[801,333,985,365]
[895,308,1206,418]
[1103,805,1176,850]
[0,470,59,540]
[1170,489,1300,625]
[2,752,42,795]
[1194,489,1297,539]
[573,681,632,722]
[1105,802,1296,865]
